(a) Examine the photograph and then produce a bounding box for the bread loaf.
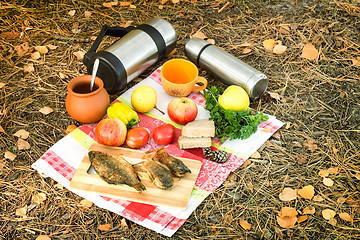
[181,119,215,138]
[178,136,211,149]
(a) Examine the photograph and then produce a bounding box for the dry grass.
[0,0,359,239]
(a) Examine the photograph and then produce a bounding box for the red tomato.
[125,127,149,149]
[153,124,175,145]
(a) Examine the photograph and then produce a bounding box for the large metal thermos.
[83,18,176,93]
[184,38,268,100]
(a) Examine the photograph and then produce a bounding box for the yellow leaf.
[73,51,86,60]
[66,125,77,134]
[31,51,41,60]
[16,206,27,216]
[192,30,207,39]
[46,44,58,50]
[313,195,324,202]
[161,0,169,4]
[352,58,360,67]
[0,82,6,88]
[323,177,334,187]
[207,39,216,44]
[84,11,92,17]
[328,217,337,226]
[130,4,136,8]
[24,63,35,73]
[17,139,30,150]
[302,206,315,215]
[297,215,308,223]
[273,45,287,54]
[172,0,180,3]
[68,10,76,16]
[250,151,261,159]
[322,209,336,220]
[318,169,329,177]
[279,187,297,202]
[32,193,47,204]
[279,207,298,218]
[239,218,252,230]
[339,212,353,222]
[327,167,338,174]
[13,129,29,139]
[263,39,277,51]
[300,43,319,60]
[297,185,315,199]
[98,224,111,231]
[39,106,54,115]
[276,216,297,228]
[36,235,51,240]
[5,151,16,160]
[34,46,48,54]
[242,48,252,54]
[78,199,93,211]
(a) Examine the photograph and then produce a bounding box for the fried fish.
[88,151,146,192]
[142,158,173,190]
[154,147,191,177]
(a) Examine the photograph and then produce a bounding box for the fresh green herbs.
[203,86,268,142]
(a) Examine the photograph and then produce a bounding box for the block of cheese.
[181,119,215,138]
[178,136,211,149]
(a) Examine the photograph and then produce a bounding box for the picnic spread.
[31,18,284,237]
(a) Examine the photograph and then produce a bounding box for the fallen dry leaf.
[16,206,27,216]
[297,215,308,223]
[279,207,298,218]
[120,218,128,228]
[279,187,297,202]
[339,212,353,222]
[279,25,291,34]
[322,209,336,220]
[32,192,47,204]
[68,10,76,16]
[98,224,111,231]
[206,39,215,44]
[66,124,77,134]
[277,216,297,228]
[263,39,277,51]
[303,138,318,152]
[5,151,17,160]
[78,199,93,211]
[47,44,58,50]
[300,43,319,60]
[303,206,316,215]
[84,11,92,17]
[0,82,6,88]
[192,30,207,39]
[73,51,86,60]
[39,106,54,115]
[327,167,338,174]
[24,63,35,73]
[269,92,281,100]
[239,218,252,230]
[328,217,337,226]
[34,46,48,54]
[162,0,168,4]
[250,151,261,159]
[0,125,5,133]
[323,177,334,187]
[54,183,64,190]
[17,139,30,150]
[273,44,287,54]
[242,48,252,54]
[59,72,67,79]
[31,51,41,60]
[319,169,329,177]
[120,1,132,6]
[14,129,29,139]
[14,42,30,56]
[337,197,346,204]
[313,195,324,202]
[355,173,360,180]
[297,185,315,199]
[35,235,51,240]
[352,58,360,67]
[1,31,20,39]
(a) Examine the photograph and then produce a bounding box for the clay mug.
[65,75,110,123]
[161,58,207,97]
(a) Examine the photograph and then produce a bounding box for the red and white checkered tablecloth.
[32,67,284,237]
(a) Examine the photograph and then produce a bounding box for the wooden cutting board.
[69,143,203,209]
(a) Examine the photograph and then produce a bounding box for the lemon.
[131,85,157,113]
[218,85,250,111]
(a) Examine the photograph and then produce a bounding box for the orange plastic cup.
[161,58,207,97]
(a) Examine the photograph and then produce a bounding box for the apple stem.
[154,105,165,115]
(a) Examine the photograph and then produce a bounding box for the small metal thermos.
[84,18,176,93]
[184,38,268,100]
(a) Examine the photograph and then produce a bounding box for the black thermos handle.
[83,25,135,66]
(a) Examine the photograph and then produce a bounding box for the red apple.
[167,97,198,125]
[95,118,127,146]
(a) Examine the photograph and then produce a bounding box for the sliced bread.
[178,136,211,149]
[181,119,215,137]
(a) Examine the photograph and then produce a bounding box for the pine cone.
[202,147,212,158]
[209,150,229,163]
